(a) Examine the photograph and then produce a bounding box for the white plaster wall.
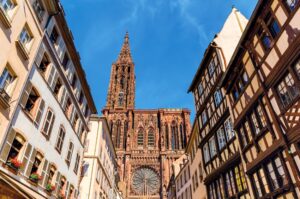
[11,65,83,187]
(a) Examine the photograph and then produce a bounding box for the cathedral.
[102,33,191,199]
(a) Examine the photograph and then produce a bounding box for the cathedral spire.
[116,32,133,64]
[103,32,136,112]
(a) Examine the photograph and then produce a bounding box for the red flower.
[10,158,22,168]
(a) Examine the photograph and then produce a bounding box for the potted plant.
[6,158,22,173]
[29,172,42,184]
[45,184,56,194]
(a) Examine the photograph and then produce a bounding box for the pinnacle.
[116,32,133,63]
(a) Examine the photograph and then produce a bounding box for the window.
[202,111,207,125]
[264,12,280,39]
[21,83,45,125]
[79,91,84,104]
[203,144,210,163]
[137,129,144,147]
[72,113,79,130]
[284,0,299,11]
[49,27,59,45]
[62,53,69,70]
[32,0,45,21]
[231,69,249,101]
[0,130,25,163]
[47,165,56,185]
[74,153,80,174]
[71,75,77,89]
[19,26,33,50]
[29,152,43,177]
[118,92,124,106]
[0,66,15,96]
[38,54,50,75]
[65,142,74,166]
[148,129,155,147]
[214,90,222,107]
[41,109,55,138]
[55,127,65,153]
[198,82,203,95]
[0,0,15,17]
[53,78,62,98]
[208,60,215,77]
[276,73,299,108]
[209,136,217,158]
[217,127,226,150]
[224,118,234,141]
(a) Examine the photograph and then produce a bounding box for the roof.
[188,7,248,92]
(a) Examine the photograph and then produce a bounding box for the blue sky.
[60,0,257,118]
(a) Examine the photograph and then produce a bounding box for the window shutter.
[65,181,70,197]
[20,81,32,108]
[34,99,45,127]
[61,89,68,109]
[25,148,36,177]
[54,172,61,196]
[42,161,51,187]
[47,65,56,87]
[0,129,16,162]
[21,144,32,173]
[39,159,49,186]
[70,107,75,123]
[77,121,82,135]
[59,86,66,104]
[35,43,46,67]
[50,71,58,91]
[46,17,55,35]
[48,114,55,138]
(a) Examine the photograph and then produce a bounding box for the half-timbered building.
[188,8,250,199]
[222,0,300,198]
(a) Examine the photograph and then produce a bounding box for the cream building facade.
[174,156,192,199]
[0,0,97,198]
[80,115,120,199]
[0,0,50,150]
[185,120,206,199]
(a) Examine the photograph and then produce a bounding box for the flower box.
[28,173,42,185]
[45,184,56,194]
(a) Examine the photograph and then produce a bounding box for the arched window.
[148,129,155,147]
[118,92,124,106]
[123,121,128,149]
[180,124,186,148]
[115,120,121,148]
[120,75,125,90]
[1,129,26,163]
[137,129,144,147]
[171,122,176,150]
[165,124,169,149]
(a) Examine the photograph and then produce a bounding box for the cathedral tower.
[104,32,135,111]
[103,33,191,199]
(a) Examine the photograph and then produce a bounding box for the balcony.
[0,88,10,109]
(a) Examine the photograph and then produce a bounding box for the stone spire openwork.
[116,32,133,64]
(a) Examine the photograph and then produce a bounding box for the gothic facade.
[102,33,191,199]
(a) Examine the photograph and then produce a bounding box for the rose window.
[132,167,160,195]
